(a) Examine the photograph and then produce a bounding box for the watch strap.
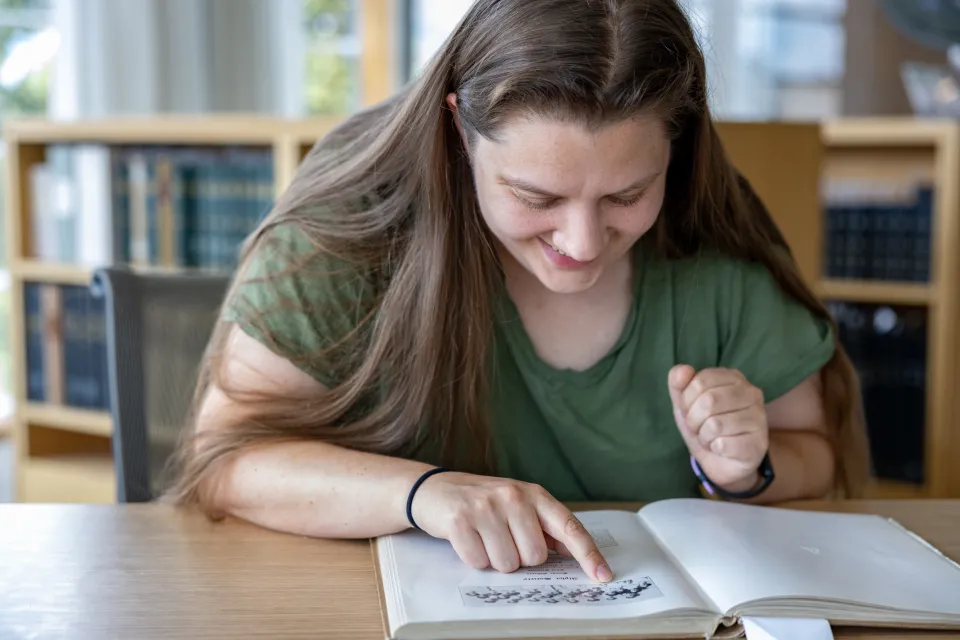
[690,453,775,500]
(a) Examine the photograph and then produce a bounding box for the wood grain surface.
[0,500,958,640]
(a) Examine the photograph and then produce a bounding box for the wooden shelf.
[20,453,115,503]
[863,479,928,500]
[12,259,234,285]
[13,260,93,286]
[817,280,934,306]
[6,115,287,145]
[22,403,112,437]
[3,115,341,146]
[822,117,957,147]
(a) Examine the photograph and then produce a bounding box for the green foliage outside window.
[304,0,359,115]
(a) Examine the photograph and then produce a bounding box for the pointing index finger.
[536,497,612,583]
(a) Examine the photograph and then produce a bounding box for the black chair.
[91,267,230,503]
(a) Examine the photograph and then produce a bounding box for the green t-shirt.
[225,223,835,502]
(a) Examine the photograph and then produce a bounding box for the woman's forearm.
[207,440,435,539]
[737,430,835,504]
[194,329,438,540]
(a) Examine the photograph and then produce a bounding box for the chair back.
[91,267,230,502]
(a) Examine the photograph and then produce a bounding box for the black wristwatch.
[690,453,775,500]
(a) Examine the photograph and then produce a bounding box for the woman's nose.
[556,207,604,262]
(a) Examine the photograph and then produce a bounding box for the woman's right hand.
[410,472,613,583]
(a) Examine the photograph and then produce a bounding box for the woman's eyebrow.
[496,172,662,198]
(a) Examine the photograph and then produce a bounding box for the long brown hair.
[167,0,870,507]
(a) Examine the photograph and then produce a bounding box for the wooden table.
[1,500,958,640]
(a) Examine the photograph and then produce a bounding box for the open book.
[375,499,960,639]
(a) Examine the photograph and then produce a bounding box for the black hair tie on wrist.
[406,467,452,530]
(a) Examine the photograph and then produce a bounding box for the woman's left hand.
[668,365,768,492]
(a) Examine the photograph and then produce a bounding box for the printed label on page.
[459,579,663,607]
[586,527,618,549]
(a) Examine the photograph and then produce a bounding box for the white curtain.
[49,0,305,119]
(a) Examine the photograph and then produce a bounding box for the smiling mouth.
[538,237,595,269]
[540,237,570,257]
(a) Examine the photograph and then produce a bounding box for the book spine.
[238,159,255,267]
[155,155,175,267]
[146,152,160,266]
[128,152,151,266]
[914,184,933,282]
[258,154,275,226]
[196,160,212,269]
[852,191,869,279]
[29,163,58,261]
[24,283,46,403]
[181,162,199,268]
[822,181,838,278]
[221,160,241,270]
[212,160,230,270]
[169,157,186,268]
[88,285,110,410]
[47,145,79,264]
[40,283,64,405]
[888,184,908,282]
[74,144,114,268]
[112,148,131,264]
[62,286,83,407]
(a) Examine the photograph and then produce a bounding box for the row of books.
[24,282,110,411]
[827,301,926,484]
[31,144,275,272]
[821,179,933,282]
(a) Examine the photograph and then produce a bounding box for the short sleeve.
[717,259,835,402]
[222,222,378,387]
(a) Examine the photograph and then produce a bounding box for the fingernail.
[597,564,613,583]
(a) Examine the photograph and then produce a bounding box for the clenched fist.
[668,365,768,492]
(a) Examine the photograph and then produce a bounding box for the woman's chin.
[533,262,604,294]
[500,240,606,294]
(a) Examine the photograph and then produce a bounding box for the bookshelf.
[3,116,338,503]
[722,118,960,500]
[819,118,960,499]
[4,116,960,503]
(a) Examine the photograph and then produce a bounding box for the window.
[0,0,56,420]
[304,0,362,115]
[733,0,846,119]
[401,0,846,120]
[680,0,847,119]
[404,0,473,82]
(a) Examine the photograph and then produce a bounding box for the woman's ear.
[446,92,470,154]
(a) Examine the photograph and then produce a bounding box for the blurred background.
[2,0,960,505]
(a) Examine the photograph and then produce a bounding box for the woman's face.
[466,110,671,294]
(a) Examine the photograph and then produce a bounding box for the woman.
[168,0,870,584]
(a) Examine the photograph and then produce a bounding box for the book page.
[379,509,712,631]
[638,499,960,617]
